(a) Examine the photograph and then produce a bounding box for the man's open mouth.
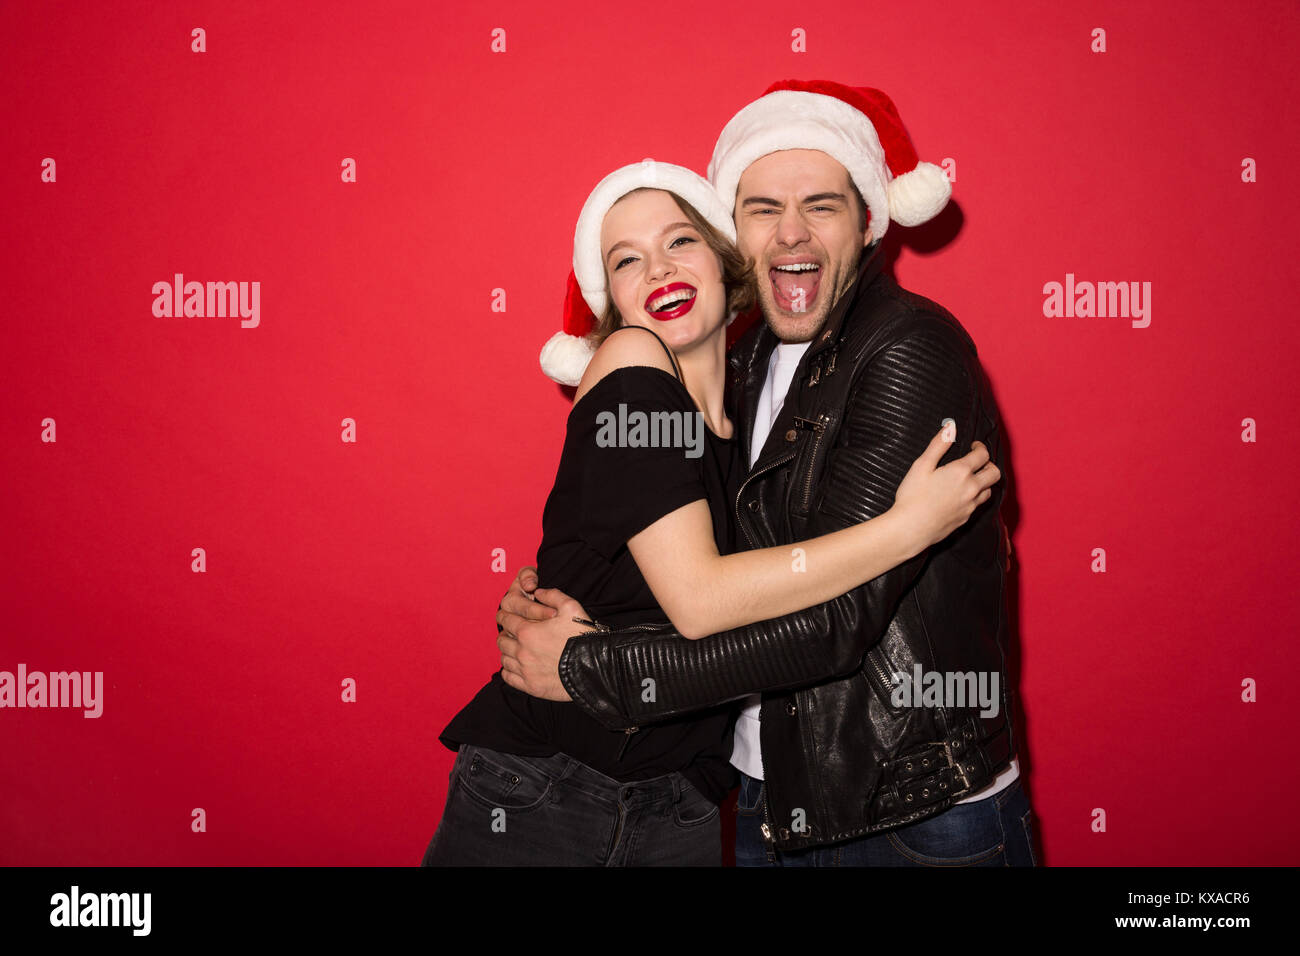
[770,261,822,313]
[645,282,697,320]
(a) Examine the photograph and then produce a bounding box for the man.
[498,80,1033,866]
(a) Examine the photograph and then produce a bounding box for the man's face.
[733,149,873,343]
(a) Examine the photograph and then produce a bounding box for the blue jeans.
[420,745,722,866]
[735,771,1038,866]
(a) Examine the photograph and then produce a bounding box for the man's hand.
[497,581,591,701]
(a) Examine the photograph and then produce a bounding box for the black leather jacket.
[558,240,1015,852]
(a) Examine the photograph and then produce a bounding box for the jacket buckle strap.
[942,714,1008,795]
[888,744,948,784]
[897,767,957,810]
[883,739,973,810]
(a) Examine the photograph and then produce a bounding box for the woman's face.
[599,189,727,353]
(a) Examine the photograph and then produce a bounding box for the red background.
[2,0,1297,865]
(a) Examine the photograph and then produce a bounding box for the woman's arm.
[629,428,998,639]
[541,323,999,640]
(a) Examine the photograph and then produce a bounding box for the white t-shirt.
[730,340,1019,803]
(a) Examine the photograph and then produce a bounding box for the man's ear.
[862,226,874,249]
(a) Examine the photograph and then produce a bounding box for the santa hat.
[539,160,737,386]
[707,79,950,241]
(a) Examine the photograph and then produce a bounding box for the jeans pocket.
[884,800,1006,867]
[455,746,556,813]
[672,782,721,829]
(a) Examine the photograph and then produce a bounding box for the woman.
[421,162,999,866]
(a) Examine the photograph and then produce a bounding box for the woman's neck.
[674,327,732,439]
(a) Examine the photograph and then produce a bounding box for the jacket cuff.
[558,633,635,731]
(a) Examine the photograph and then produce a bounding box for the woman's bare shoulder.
[574,326,678,404]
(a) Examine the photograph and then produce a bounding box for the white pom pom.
[539,331,597,386]
[887,162,952,227]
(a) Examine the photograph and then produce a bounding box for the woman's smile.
[645,282,698,320]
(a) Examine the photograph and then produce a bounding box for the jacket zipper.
[737,457,787,860]
[792,413,831,513]
[615,726,638,761]
[756,700,778,861]
[736,412,815,857]
[739,458,784,860]
[734,451,797,548]
[759,779,779,861]
[867,648,894,697]
[574,616,672,635]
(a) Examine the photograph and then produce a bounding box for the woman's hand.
[498,566,557,626]
[890,425,1001,553]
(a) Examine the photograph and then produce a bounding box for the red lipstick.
[644,282,697,321]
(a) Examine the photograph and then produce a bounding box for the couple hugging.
[422,79,1033,867]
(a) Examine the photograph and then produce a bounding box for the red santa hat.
[707,79,951,241]
[539,159,737,386]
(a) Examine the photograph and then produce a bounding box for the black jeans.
[420,744,721,866]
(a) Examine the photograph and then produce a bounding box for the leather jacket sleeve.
[558,315,985,730]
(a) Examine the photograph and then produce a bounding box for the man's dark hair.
[850,183,869,233]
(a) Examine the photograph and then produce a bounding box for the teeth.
[774,263,819,272]
[649,289,694,311]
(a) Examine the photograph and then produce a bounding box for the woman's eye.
[670,236,696,248]
[614,256,635,270]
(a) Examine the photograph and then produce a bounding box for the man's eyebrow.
[605,221,697,263]
[740,192,848,209]
[802,192,849,204]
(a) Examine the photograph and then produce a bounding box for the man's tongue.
[771,267,820,310]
